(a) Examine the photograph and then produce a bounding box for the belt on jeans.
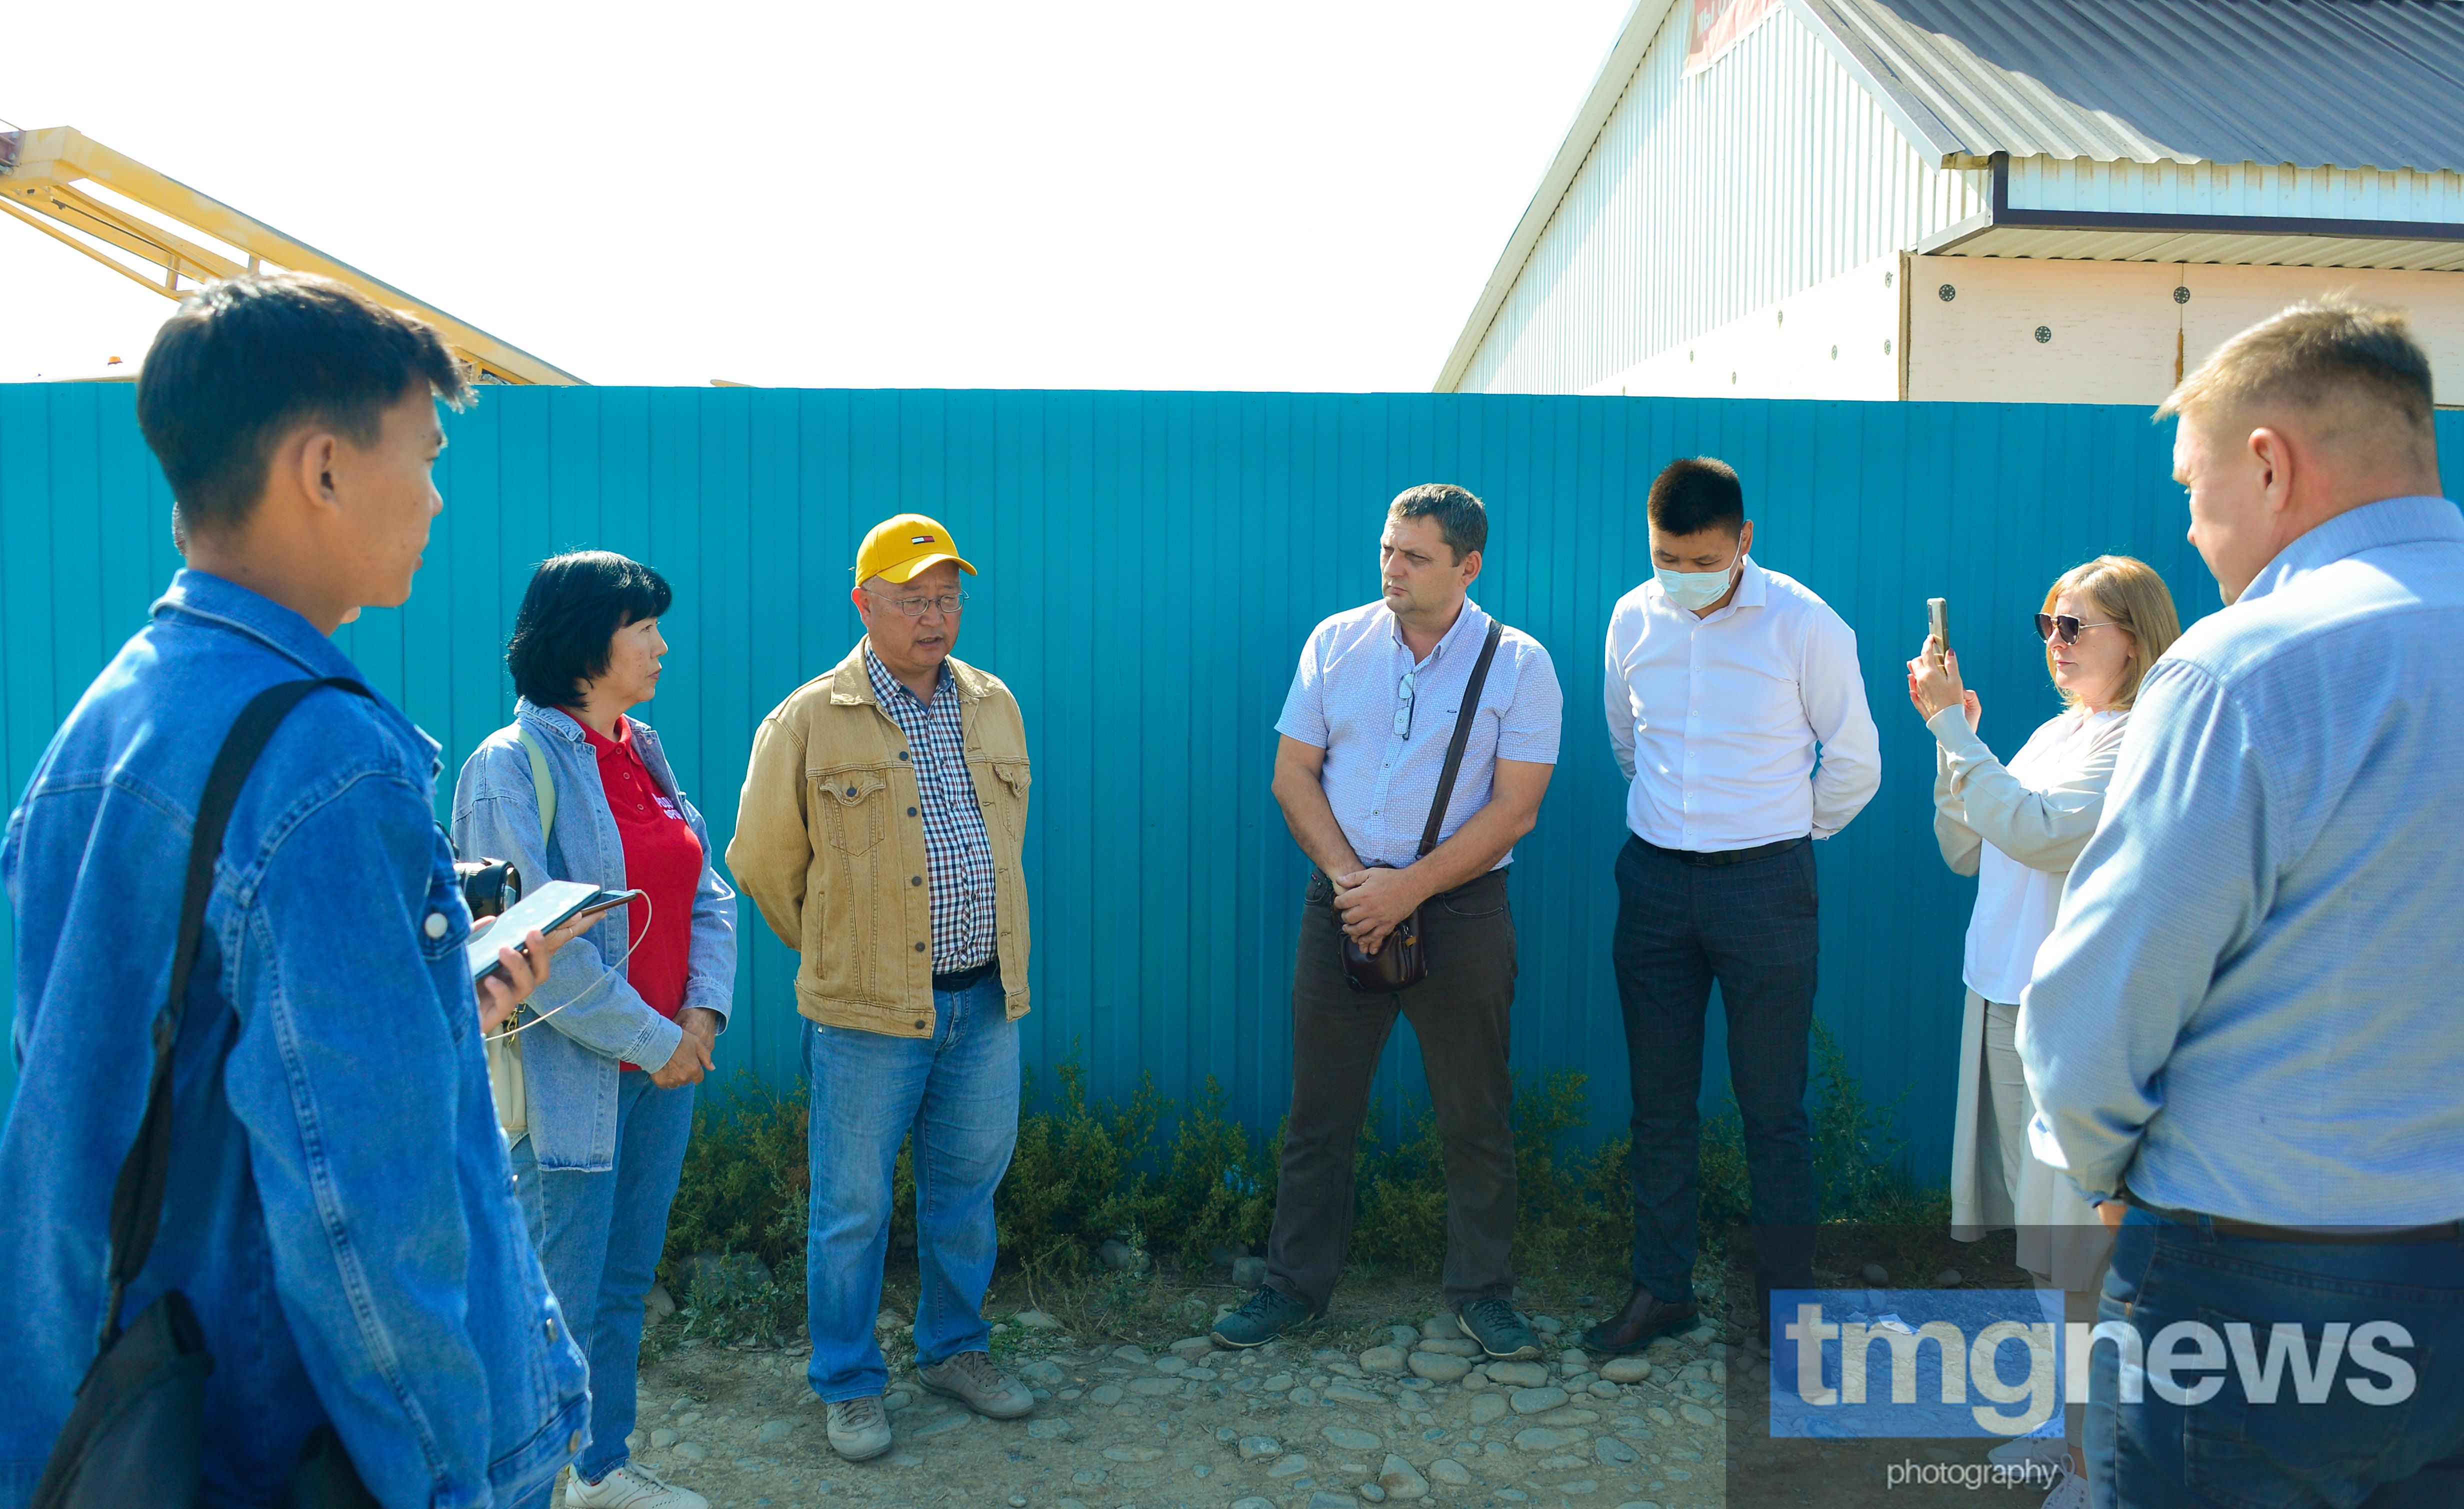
[2123,1188,2463,1244]
[932,960,998,994]
[1636,834,1808,866]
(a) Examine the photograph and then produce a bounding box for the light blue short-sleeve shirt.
[1276,598,1562,870]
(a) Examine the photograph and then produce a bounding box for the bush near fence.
[656,1019,1946,1342]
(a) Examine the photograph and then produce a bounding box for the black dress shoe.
[1581,1285,1698,1356]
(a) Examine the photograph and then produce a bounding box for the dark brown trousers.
[1263,866,1519,1312]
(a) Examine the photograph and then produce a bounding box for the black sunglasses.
[2036,612,2120,645]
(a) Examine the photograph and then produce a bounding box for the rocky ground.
[620,1298,1734,1509]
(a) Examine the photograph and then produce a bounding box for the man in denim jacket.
[0,276,590,1506]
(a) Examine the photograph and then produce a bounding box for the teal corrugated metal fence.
[11,386,2447,1182]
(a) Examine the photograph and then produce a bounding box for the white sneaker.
[2040,1467,2092,1509]
[1990,1434,2068,1469]
[565,1462,710,1509]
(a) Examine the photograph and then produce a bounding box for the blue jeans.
[1611,834,1820,1311]
[2092,1208,2464,1508]
[508,1070,698,1500]
[804,974,1020,1402]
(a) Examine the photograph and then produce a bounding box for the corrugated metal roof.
[1788,0,2464,174]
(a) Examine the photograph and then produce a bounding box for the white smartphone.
[467,880,638,983]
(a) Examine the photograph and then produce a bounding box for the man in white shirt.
[1582,456,1880,1357]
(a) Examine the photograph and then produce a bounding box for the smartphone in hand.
[1927,597,1950,663]
[466,880,638,982]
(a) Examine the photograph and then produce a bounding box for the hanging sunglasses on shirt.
[1394,668,1418,740]
[2036,612,2120,645]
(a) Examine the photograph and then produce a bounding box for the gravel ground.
[612,1300,1745,1509]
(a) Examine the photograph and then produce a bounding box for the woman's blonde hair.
[2042,555,2180,710]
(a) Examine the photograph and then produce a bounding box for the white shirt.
[1602,556,1880,851]
[1961,709,2122,1003]
[1276,598,1562,870]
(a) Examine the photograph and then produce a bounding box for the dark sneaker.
[1210,1284,1314,1348]
[1581,1284,1699,1356]
[1456,1294,1542,1360]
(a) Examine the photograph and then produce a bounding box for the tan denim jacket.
[728,642,1031,1038]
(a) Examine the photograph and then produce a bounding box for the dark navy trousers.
[1612,832,1820,1314]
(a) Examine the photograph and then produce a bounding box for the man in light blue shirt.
[2022,301,2464,1507]
[1211,484,1563,1360]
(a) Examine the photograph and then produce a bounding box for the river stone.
[1861,1263,1890,1284]
[1323,1425,1383,1451]
[1170,1334,1216,1358]
[1238,1435,1282,1459]
[1596,1434,1639,1465]
[1232,1501,1275,1509]
[1267,1453,1312,1478]
[1326,1383,1386,1405]
[1264,1372,1296,1391]
[1086,1384,1124,1405]
[1130,1376,1182,1396]
[1510,1386,1568,1414]
[1557,1481,1601,1496]
[1680,1402,1718,1427]
[1513,1426,1580,1453]
[1422,1314,1465,1340]
[1027,1418,1073,1438]
[1020,1359,1065,1386]
[1601,1356,1654,1384]
[755,1419,794,1444]
[1486,1360,1549,1388]
[1306,1494,1356,1509]
[1416,1337,1480,1357]
[1360,1345,1408,1374]
[671,1442,708,1462]
[1378,1453,1430,1500]
[1428,1458,1474,1486]
[1408,1352,1470,1383]
[1468,1392,1508,1425]
[1013,1307,1062,1330]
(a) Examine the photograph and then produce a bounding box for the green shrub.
[656,1016,1942,1320]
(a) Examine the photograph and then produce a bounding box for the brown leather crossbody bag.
[1342,620,1504,992]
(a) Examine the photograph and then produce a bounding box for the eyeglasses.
[2036,612,2120,645]
[873,590,970,619]
[1394,668,1417,740]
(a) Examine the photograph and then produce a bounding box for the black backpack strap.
[96,676,370,1352]
[1416,619,1507,860]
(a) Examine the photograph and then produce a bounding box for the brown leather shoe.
[1581,1285,1698,1356]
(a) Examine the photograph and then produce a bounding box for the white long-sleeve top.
[1602,556,1880,852]
[1928,705,2127,1004]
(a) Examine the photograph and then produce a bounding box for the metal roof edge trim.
[1778,0,1974,166]
[1432,0,1680,392]
[1987,152,2464,246]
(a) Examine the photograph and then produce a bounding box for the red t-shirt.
[572,716,703,1070]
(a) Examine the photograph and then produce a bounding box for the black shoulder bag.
[1342,619,1506,993]
[35,678,380,1509]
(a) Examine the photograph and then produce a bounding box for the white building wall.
[1454,4,1986,395]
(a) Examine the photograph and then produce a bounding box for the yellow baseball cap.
[856,512,978,584]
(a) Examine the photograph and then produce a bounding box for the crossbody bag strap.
[1415,619,1506,860]
[516,724,556,839]
[96,676,370,1354]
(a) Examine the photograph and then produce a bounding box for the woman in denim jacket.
[453,552,738,1509]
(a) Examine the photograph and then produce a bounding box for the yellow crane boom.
[1,124,582,385]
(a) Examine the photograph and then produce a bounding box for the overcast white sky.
[2,0,1629,390]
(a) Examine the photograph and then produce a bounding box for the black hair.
[1646,456,1745,538]
[1388,482,1488,562]
[135,273,473,534]
[506,552,675,708]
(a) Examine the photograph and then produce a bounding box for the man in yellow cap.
[730,512,1036,1460]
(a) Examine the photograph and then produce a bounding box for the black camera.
[456,858,524,920]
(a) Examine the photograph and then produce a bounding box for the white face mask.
[1656,562,1736,611]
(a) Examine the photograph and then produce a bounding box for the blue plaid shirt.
[864,646,997,972]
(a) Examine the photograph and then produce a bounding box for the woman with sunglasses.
[1906,554,2178,1504]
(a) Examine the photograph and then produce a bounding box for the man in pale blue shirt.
[2022,301,2464,1507]
[1212,484,1564,1360]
